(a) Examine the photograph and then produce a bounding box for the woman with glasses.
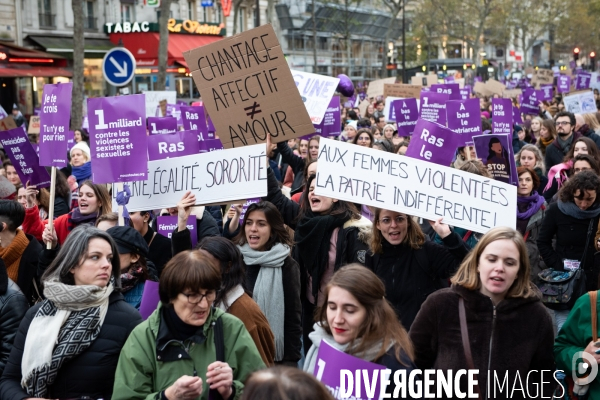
[112,250,265,400]
[365,208,469,330]
[351,128,374,148]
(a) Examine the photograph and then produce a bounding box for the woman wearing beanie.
[70,141,92,186]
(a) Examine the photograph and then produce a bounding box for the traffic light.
[574,47,580,61]
[591,52,596,71]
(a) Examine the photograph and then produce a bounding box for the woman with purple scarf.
[516,167,546,284]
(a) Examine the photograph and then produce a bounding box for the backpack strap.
[458,297,481,399]
[591,291,598,342]
[208,315,225,400]
[462,230,473,242]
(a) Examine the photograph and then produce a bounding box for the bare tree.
[156,0,173,91]
[70,0,84,129]
[379,0,408,77]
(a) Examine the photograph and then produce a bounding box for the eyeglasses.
[555,121,571,126]
[181,291,216,304]
[378,216,407,226]
[358,137,370,141]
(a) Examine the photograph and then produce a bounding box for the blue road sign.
[102,47,136,87]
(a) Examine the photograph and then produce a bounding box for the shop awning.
[27,36,115,55]
[0,66,72,77]
[108,32,222,67]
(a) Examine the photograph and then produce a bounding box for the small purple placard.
[0,126,51,187]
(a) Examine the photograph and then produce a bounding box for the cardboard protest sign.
[147,130,201,161]
[405,119,462,166]
[393,98,419,136]
[0,126,51,187]
[147,117,177,135]
[446,98,482,142]
[473,81,491,97]
[485,79,506,95]
[563,91,598,114]
[473,134,518,185]
[531,68,553,88]
[367,77,396,98]
[157,216,198,247]
[313,97,341,137]
[419,91,448,125]
[180,105,209,138]
[520,89,541,115]
[358,99,370,118]
[410,74,437,87]
[183,24,315,148]
[28,116,40,134]
[557,75,571,93]
[383,84,421,99]
[142,91,176,119]
[383,96,401,123]
[312,340,390,399]
[87,94,148,184]
[0,116,17,131]
[116,144,267,211]
[576,72,592,91]
[315,138,517,233]
[431,83,461,100]
[491,98,513,135]
[502,89,522,99]
[39,82,72,167]
[291,70,339,124]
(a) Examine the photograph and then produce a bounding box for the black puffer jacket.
[0,291,142,400]
[15,232,43,306]
[0,260,28,377]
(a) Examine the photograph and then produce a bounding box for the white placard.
[314,138,516,233]
[563,91,598,114]
[113,144,268,211]
[291,70,340,124]
[383,96,401,123]
[142,90,177,119]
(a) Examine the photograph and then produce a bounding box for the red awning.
[0,66,72,77]
[109,32,222,67]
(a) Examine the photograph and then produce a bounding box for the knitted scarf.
[21,279,113,398]
[238,242,290,362]
[121,266,145,292]
[517,193,545,220]
[557,200,600,220]
[295,211,350,303]
[0,229,29,282]
[67,208,99,232]
[71,162,92,185]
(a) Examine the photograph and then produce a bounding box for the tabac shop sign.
[104,19,226,36]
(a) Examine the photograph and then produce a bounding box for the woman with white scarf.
[235,201,302,366]
[0,225,142,400]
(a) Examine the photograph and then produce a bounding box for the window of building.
[202,6,209,22]
[121,4,134,23]
[38,0,55,28]
[238,8,246,32]
[84,0,96,30]
[188,1,196,20]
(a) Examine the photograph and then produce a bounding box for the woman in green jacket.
[113,250,265,400]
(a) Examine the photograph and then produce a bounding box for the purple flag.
[147,130,201,161]
[419,91,449,126]
[180,105,209,138]
[313,97,341,137]
[147,117,177,135]
[491,98,513,135]
[446,98,482,144]
[430,83,461,100]
[539,84,554,101]
[39,82,72,167]
[576,71,592,90]
[139,280,159,320]
[513,106,523,124]
[0,126,51,187]
[157,216,197,248]
[520,89,541,115]
[87,94,148,184]
[473,134,518,185]
[405,119,462,166]
[393,98,419,136]
[558,75,571,93]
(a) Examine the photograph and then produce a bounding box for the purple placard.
[180,105,209,138]
[570,61,577,70]
[558,75,571,93]
[474,76,483,83]
[157,216,197,248]
[87,94,148,184]
[312,340,388,399]
[430,83,461,100]
[206,113,216,139]
[343,94,356,108]
[419,91,449,125]
[539,84,553,101]
[156,103,183,127]
[576,71,592,90]
[393,98,419,136]
[313,97,341,137]
[491,98,513,135]
[405,119,462,166]
[67,130,75,149]
[39,82,72,167]
[513,106,524,124]
[139,280,159,320]
[446,98,482,143]
[521,89,540,115]
[239,198,261,224]
[444,76,455,83]
[33,107,40,116]
[459,89,470,100]
[147,130,201,161]
[0,126,51,187]
[147,117,177,135]
[177,100,188,106]
[473,134,518,185]
[200,138,224,153]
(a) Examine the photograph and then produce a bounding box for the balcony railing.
[38,13,56,28]
[84,16,97,30]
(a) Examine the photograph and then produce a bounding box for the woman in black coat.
[537,170,600,333]
[365,208,469,330]
[0,225,142,400]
